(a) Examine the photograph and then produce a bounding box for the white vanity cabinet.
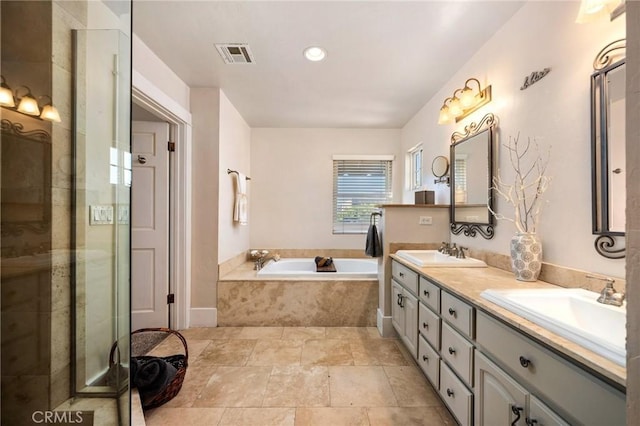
[476,310,625,426]
[391,262,419,358]
[389,258,626,426]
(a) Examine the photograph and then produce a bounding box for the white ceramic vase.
[510,233,542,282]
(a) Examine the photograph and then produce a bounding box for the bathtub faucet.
[251,250,280,270]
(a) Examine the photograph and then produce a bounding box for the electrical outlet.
[419,216,432,225]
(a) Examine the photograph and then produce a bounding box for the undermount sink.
[481,288,626,366]
[395,250,487,268]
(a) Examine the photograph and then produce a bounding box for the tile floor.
[142,327,455,426]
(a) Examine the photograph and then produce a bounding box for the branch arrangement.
[490,134,551,234]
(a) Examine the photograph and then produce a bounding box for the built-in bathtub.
[218,257,379,327]
[257,258,377,279]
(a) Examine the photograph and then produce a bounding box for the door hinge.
[167,293,175,304]
[168,141,176,152]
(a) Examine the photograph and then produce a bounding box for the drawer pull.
[448,347,456,355]
[519,356,531,368]
[422,355,429,362]
[525,418,538,426]
[448,307,457,317]
[511,406,523,426]
[399,272,405,278]
[422,322,429,329]
[446,388,454,397]
[423,290,429,297]
[399,294,405,308]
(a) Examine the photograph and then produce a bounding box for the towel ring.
[370,211,382,225]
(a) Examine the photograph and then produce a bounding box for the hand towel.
[365,224,383,257]
[233,173,248,225]
[133,357,177,395]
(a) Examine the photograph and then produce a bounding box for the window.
[454,156,467,202]
[408,145,423,190]
[332,155,393,234]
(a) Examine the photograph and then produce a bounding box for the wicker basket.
[131,327,189,409]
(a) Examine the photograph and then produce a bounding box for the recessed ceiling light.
[304,46,327,62]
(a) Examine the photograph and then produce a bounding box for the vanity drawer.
[476,311,625,426]
[418,334,440,390]
[439,362,473,426]
[441,322,474,387]
[419,276,440,312]
[391,261,418,295]
[441,290,474,339]
[418,302,440,349]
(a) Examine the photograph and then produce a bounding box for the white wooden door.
[131,121,170,330]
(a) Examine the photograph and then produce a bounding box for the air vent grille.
[215,43,255,64]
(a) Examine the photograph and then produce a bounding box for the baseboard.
[189,307,218,327]
[377,309,395,337]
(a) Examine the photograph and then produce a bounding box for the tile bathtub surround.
[143,327,455,426]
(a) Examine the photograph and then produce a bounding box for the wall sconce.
[438,78,492,125]
[0,75,61,123]
[575,0,625,23]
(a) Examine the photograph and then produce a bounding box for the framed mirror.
[591,39,625,259]
[450,113,496,239]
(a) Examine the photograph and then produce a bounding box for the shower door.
[72,29,131,404]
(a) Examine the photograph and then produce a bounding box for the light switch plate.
[90,205,114,225]
[419,216,433,225]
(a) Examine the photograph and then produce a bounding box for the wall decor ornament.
[520,68,551,90]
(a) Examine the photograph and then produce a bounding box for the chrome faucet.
[438,242,450,255]
[456,246,468,259]
[588,275,625,307]
[250,249,280,270]
[449,243,459,258]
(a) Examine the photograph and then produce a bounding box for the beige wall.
[250,128,402,249]
[401,1,625,279]
[626,0,639,420]
[190,88,220,309]
[218,91,251,262]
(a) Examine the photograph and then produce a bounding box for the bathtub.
[257,258,378,279]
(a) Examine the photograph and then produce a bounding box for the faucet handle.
[457,246,468,259]
[586,274,615,287]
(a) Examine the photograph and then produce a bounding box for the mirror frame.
[449,113,496,239]
[1,118,52,237]
[431,155,449,178]
[591,39,625,259]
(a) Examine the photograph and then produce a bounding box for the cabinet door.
[391,280,404,335]
[402,291,418,358]
[528,395,570,426]
[475,352,528,426]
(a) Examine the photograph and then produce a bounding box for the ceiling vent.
[215,43,255,64]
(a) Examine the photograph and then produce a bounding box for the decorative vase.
[510,233,542,282]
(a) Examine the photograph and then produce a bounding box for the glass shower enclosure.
[72,27,131,415]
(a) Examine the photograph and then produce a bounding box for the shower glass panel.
[72,29,131,401]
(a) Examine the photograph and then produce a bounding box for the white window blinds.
[332,158,393,234]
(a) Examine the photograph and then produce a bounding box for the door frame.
[132,70,192,330]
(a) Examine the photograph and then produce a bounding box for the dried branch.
[490,134,551,234]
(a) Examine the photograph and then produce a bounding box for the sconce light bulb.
[438,105,451,124]
[17,94,40,116]
[40,104,61,123]
[0,86,15,107]
[459,87,476,108]
[448,97,463,117]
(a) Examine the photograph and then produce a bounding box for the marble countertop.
[389,254,626,389]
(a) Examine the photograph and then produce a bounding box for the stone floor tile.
[160,359,217,408]
[144,407,225,425]
[281,327,326,340]
[193,366,272,407]
[179,327,244,340]
[219,408,295,426]
[384,365,442,407]
[198,339,256,366]
[262,366,330,407]
[350,339,409,366]
[300,339,354,366]
[329,366,397,407]
[294,407,369,426]
[366,406,446,425]
[246,339,303,366]
[325,327,371,340]
[236,327,284,339]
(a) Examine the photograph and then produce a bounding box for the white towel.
[233,173,248,225]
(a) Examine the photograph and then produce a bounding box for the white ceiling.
[132,1,525,128]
